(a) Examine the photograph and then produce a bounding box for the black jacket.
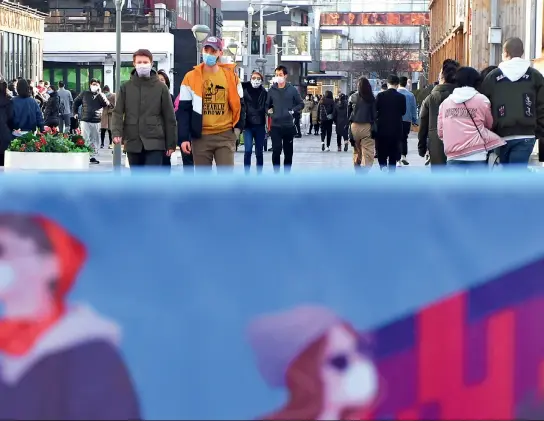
[0,96,13,152]
[417,83,456,159]
[73,90,111,123]
[348,93,376,124]
[265,83,304,128]
[43,92,61,127]
[319,98,335,123]
[333,100,349,137]
[375,88,406,138]
[242,82,267,127]
[481,65,544,138]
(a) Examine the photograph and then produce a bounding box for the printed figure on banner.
[0,214,140,420]
[247,305,380,420]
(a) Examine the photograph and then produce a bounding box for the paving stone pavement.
[90,131,427,173]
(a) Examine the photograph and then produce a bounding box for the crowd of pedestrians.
[0,36,541,172]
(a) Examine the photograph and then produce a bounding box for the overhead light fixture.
[191,24,210,42]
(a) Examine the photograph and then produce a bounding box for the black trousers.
[376,135,401,171]
[270,126,294,172]
[293,114,301,136]
[100,128,112,146]
[127,149,164,168]
[401,121,411,157]
[321,121,333,146]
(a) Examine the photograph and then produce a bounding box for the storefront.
[0,1,45,82]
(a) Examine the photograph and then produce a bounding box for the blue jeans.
[447,160,487,171]
[244,126,265,171]
[498,138,535,166]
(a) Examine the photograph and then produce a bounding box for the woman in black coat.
[333,93,350,152]
[0,81,14,166]
[43,85,61,128]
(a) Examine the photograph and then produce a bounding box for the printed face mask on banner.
[135,64,152,78]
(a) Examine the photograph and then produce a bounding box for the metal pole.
[113,2,122,170]
[259,6,264,59]
[196,41,200,65]
[247,8,253,81]
[274,44,278,70]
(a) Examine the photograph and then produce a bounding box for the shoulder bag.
[462,102,500,167]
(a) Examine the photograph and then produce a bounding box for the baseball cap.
[202,36,223,51]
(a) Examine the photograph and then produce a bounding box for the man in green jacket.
[481,37,544,166]
[417,59,459,170]
[111,49,177,167]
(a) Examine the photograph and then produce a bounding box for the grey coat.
[111,69,177,153]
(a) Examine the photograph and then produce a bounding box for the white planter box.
[5,152,90,171]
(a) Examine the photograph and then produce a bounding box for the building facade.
[41,2,175,94]
[429,0,533,83]
[222,0,314,84]
[0,1,45,82]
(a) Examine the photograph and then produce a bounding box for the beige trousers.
[192,130,236,167]
[351,123,375,167]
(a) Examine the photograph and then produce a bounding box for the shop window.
[93,69,104,85]
[79,68,90,92]
[67,68,77,91]
[53,68,63,85]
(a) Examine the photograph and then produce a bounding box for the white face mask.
[90,85,99,93]
[136,64,152,78]
[251,79,262,88]
[340,360,378,404]
[0,263,15,293]
[274,76,285,84]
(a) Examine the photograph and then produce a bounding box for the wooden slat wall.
[466,0,526,70]
[429,31,465,82]
[429,0,465,82]
[429,0,527,82]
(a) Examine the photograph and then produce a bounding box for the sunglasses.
[326,336,373,371]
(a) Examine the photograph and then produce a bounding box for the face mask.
[0,263,15,293]
[136,64,152,78]
[251,79,262,88]
[340,360,378,404]
[203,53,218,67]
[47,90,53,95]
[274,76,285,84]
[90,85,99,93]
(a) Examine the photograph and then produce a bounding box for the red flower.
[76,139,85,146]
[40,136,46,143]
[19,147,25,152]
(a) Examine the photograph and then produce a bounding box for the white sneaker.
[380,166,389,173]
[326,146,330,152]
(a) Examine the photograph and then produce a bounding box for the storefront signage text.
[0,7,43,38]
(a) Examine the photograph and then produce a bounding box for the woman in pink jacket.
[437,66,505,168]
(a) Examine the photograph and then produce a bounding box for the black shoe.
[100,144,104,148]
[344,142,348,152]
[337,146,341,152]
[90,157,100,164]
[321,143,325,152]
[268,148,273,151]
[294,134,302,138]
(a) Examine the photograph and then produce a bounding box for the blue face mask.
[203,53,218,67]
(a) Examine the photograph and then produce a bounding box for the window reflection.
[281,31,310,57]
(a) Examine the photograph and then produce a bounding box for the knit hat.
[247,305,340,388]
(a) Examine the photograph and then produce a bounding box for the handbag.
[462,102,499,167]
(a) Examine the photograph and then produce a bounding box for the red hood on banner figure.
[0,214,140,420]
[248,305,379,420]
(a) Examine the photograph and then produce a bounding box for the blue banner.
[0,173,543,420]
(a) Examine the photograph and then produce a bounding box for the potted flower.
[5,127,95,171]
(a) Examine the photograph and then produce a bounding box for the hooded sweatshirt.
[480,57,544,139]
[265,83,304,128]
[438,87,504,160]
